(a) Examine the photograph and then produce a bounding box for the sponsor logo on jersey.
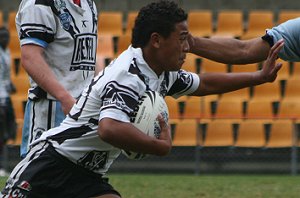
[77,151,108,171]
[17,181,32,192]
[71,33,97,71]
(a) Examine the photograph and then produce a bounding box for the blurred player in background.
[16,0,99,158]
[188,17,300,63]
[1,1,283,197]
[0,26,17,176]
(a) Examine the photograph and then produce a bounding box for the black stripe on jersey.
[128,58,149,90]
[48,125,94,144]
[35,0,52,6]
[20,24,55,43]
[101,81,140,116]
[47,101,52,130]
[168,70,194,96]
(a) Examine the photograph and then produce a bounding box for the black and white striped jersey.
[33,46,200,174]
[16,0,98,99]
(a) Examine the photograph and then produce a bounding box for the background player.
[1,1,283,197]
[16,0,99,158]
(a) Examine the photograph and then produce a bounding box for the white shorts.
[21,99,65,158]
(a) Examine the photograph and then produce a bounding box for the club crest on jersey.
[71,33,97,71]
[54,0,71,30]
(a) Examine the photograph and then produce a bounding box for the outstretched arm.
[188,35,272,64]
[191,38,284,96]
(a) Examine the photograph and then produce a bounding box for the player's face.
[158,21,189,72]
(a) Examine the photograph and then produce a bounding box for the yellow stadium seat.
[116,34,131,56]
[231,63,258,73]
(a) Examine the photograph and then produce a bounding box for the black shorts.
[1,142,121,198]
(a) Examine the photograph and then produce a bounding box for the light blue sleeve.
[267,17,300,61]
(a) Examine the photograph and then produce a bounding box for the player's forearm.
[21,46,72,102]
[189,36,269,64]
[99,118,171,156]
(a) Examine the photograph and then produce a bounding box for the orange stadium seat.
[246,100,275,119]
[98,11,123,37]
[116,34,131,56]
[97,34,115,59]
[219,87,250,102]
[265,119,294,148]
[0,11,3,27]
[231,63,258,73]
[282,78,300,101]
[172,119,199,146]
[202,119,235,147]
[277,100,300,118]
[188,10,213,37]
[277,10,300,24]
[214,10,244,38]
[8,11,17,34]
[125,11,138,36]
[200,58,228,73]
[242,10,274,39]
[214,100,244,119]
[251,82,281,102]
[235,120,266,147]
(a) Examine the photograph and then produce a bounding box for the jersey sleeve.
[266,17,300,61]
[98,69,147,123]
[17,1,56,48]
[167,69,200,98]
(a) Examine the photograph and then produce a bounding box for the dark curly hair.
[131,0,188,48]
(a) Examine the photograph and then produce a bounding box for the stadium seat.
[182,96,215,119]
[188,10,213,37]
[11,75,30,97]
[241,10,274,40]
[265,119,294,148]
[172,119,199,146]
[181,54,198,73]
[277,100,300,118]
[202,119,235,147]
[8,33,21,61]
[290,62,300,79]
[235,120,266,147]
[219,88,250,102]
[277,10,300,24]
[165,97,182,119]
[276,59,290,80]
[214,100,244,119]
[98,11,123,37]
[200,58,228,73]
[116,34,131,56]
[246,100,275,119]
[282,78,300,101]
[8,11,17,34]
[97,34,115,59]
[213,10,244,38]
[251,82,281,102]
[10,95,27,120]
[231,63,258,73]
[125,11,138,36]
[0,11,3,27]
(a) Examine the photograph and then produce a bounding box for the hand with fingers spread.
[259,39,285,83]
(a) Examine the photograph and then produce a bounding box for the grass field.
[1,174,299,198]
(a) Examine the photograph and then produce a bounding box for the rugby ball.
[122,91,169,160]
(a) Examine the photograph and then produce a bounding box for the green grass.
[1,174,300,198]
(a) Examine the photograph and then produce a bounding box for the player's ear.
[150,32,161,48]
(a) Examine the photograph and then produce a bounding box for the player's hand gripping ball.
[122,91,169,160]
